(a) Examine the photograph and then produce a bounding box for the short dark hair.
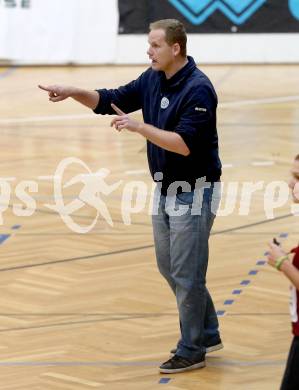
[149,19,187,58]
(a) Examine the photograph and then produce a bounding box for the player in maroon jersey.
[268,154,299,390]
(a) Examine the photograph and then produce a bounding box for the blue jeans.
[152,184,220,360]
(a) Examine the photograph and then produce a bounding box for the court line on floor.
[212,213,293,235]
[14,232,152,236]
[0,158,278,183]
[0,95,299,125]
[252,161,275,167]
[0,359,286,367]
[214,66,236,88]
[1,175,293,230]
[0,311,289,334]
[0,315,169,333]
[2,202,152,227]
[0,128,107,144]
[0,244,155,272]
[219,122,299,126]
[215,231,297,235]
[1,121,297,128]
[0,66,17,80]
[220,94,299,107]
[0,225,21,246]
[0,311,288,317]
[0,213,294,272]
[0,114,97,124]
[216,232,289,317]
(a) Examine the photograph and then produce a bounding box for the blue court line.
[0,234,10,245]
[215,234,290,316]
[159,378,171,384]
[232,290,242,295]
[257,260,266,266]
[216,232,290,317]
[241,280,251,286]
[0,226,21,245]
[279,233,288,238]
[0,66,17,80]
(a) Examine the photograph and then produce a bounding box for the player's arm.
[267,242,299,289]
[38,85,99,110]
[280,260,299,290]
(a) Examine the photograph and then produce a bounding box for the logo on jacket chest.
[161,97,170,109]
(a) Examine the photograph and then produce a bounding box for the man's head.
[147,19,187,73]
[289,154,299,203]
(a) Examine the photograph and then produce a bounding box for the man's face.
[147,29,177,72]
[289,159,299,203]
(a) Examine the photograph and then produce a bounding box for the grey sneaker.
[159,354,205,374]
[170,338,223,355]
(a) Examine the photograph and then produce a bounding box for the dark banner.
[118,0,299,33]
[0,0,30,8]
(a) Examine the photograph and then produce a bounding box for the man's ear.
[173,43,181,57]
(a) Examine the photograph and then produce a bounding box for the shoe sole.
[159,361,205,374]
[170,342,223,356]
[206,342,223,354]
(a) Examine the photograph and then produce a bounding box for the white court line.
[0,177,16,181]
[0,113,96,124]
[38,174,111,181]
[0,95,298,125]
[80,173,108,177]
[5,162,274,184]
[251,161,275,167]
[219,95,299,108]
[125,170,148,175]
[38,176,61,181]
[292,207,299,215]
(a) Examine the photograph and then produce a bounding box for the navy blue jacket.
[94,56,222,192]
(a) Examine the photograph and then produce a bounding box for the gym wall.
[1,0,299,64]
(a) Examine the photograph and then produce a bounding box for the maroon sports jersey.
[290,246,299,336]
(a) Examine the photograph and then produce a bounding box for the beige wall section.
[117,34,299,64]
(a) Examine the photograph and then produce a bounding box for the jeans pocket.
[175,191,194,206]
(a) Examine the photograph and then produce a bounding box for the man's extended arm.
[38,85,99,110]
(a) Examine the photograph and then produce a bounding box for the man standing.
[39,19,222,373]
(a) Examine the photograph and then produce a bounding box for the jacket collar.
[159,56,196,90]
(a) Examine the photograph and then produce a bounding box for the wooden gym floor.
[0,64,299,389]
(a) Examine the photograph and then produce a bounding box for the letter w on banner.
[118,0,299,33]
